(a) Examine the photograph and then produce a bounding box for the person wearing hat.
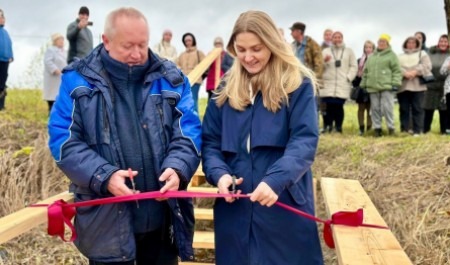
[176,32,205,113]
[43,33,67,113]
[290,22,323,80]
[0,8,13,111]
[153,29,177,62]
[290,22,324,132]
[66,6,93,63]
[204,36,234,99]
[360,33,402,137]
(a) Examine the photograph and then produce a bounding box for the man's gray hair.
[104,7,148,38]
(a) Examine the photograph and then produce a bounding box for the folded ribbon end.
[47,199,77,242]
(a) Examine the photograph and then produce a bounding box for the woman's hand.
[217,174,243,203]
[249,182,278,207]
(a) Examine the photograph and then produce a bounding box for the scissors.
[128,168,139,208]
[229,175,238,195]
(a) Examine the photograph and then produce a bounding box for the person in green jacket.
[360,33,402,137]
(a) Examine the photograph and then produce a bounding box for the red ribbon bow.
[32,191,388,248]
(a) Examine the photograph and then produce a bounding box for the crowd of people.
[289,22,450,136]
[0,5,449,265]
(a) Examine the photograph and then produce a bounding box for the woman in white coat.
[43,33,67,112]
[321,31,357,133]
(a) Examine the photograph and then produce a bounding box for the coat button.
[142,124,147,129]
[189,255,194,260]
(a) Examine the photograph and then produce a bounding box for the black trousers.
[89,227,178,265]
[323,102,345,132]
[397,91,424,134]
[0,61,9,110]
[447,93,450,131]
[423,109,447,134]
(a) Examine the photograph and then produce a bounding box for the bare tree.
[445,0,450,38]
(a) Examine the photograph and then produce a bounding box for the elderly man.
[66,6,94,63]
[49,7,201,265]
[0,9,13,111]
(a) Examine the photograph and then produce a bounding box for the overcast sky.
[2,0,449,89]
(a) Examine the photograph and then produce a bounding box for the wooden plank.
[191,166,206,187]
[0,191,74,244]
[178,262,214,265]
[193,231,215,249]
[187,48,222,85]
[320,177,413,265]
[194,208,213,220]
[187,186,217,193]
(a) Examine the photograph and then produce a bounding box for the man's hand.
[159,168,181,194]
[249,182,278,207]
[107,169,138,196]
[78,19,89,29]
[217,174,243,203]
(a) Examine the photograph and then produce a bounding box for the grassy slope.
[0,89,449,264]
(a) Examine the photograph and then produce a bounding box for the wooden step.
[193,231,214,249]
[178,262,214,265]
[194,208,213,220]
[187,186,217,193]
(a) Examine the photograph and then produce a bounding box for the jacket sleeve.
[416,52,432,76]
[221,53,234,73]
[440,56,450,75]
[48,72,119,195]
[161,76,202,183]
[390,55,403,87]
[44,48,58,75]
[262,79,319,195]
[66,21,80,41]
[360,58,369,88]
[201,97,232,186]
[311,40,324,79]
[346,49,358,82]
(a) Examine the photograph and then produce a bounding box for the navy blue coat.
[202,78,324,265]
[48,45,201,262]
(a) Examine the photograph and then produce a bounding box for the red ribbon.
[31,191,388,248]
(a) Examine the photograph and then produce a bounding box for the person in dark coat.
[48,8,201,264]
[202,10,323,265]
[423,34,449,134]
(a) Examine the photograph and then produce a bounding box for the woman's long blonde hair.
[215,10,317,112]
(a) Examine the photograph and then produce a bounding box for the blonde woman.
[353,40,376,135]
[202,10,323,265]
[43,33,67,112]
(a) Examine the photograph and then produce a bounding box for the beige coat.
[397,49,431,93]
[321,45,357,99]
[176,47,205,84]
[153,41,177,62]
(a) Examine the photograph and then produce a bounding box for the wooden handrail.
[187,47,222,86]
[0,191,74,244]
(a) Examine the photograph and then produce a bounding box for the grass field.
[0,89,449,264]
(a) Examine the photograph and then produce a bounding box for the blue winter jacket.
[202,78,324,265]
[0,26,13,62]
[48,45,201,262]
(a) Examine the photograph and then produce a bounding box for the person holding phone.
[67,6,93,63]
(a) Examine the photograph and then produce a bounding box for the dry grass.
[0,90,449,264]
